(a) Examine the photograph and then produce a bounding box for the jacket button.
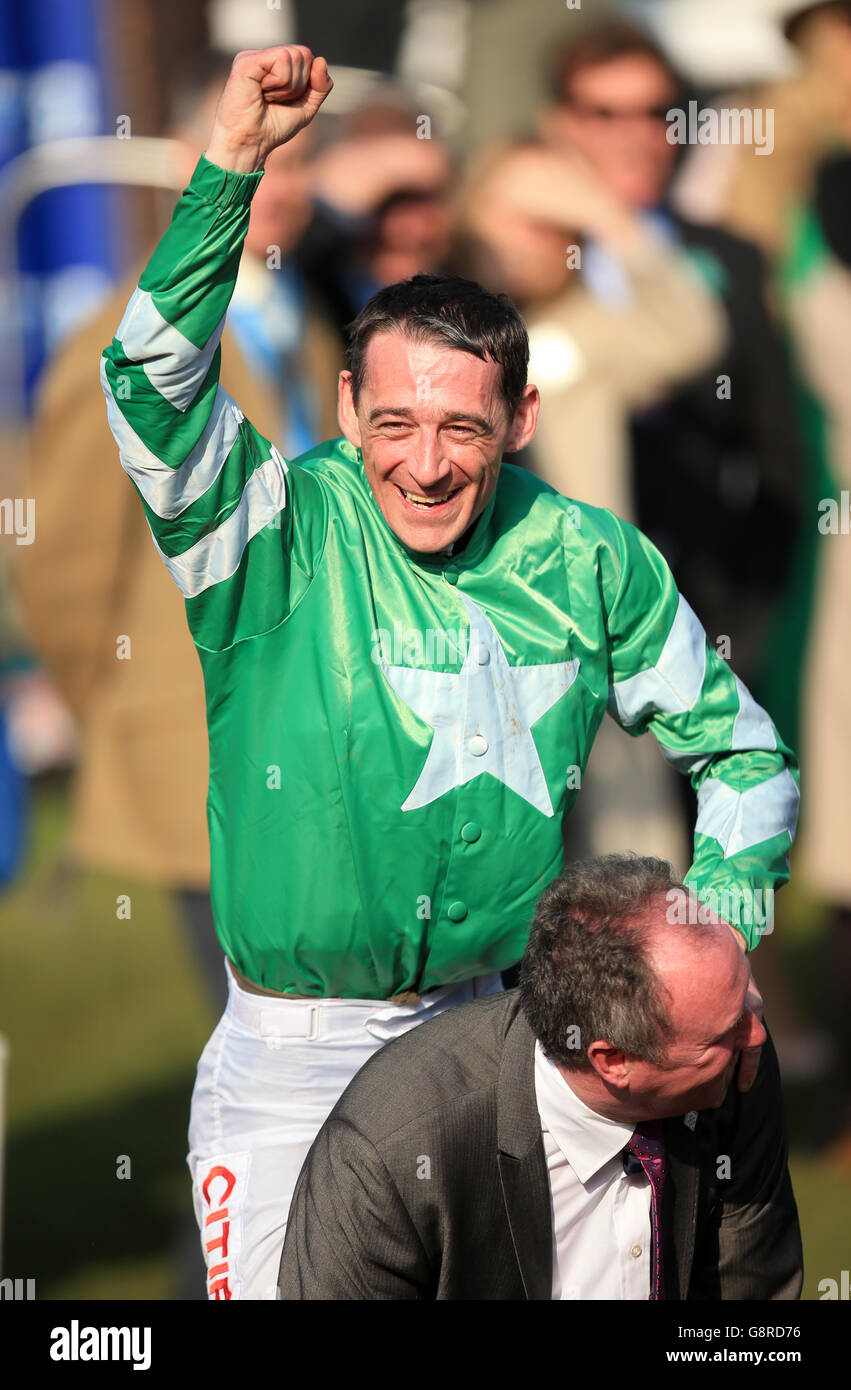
[461,822,481,843]
[445,567,459,585]
[447,901,468,922]
[467,733,488,756]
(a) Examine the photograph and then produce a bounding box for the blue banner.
[0,0,120,410]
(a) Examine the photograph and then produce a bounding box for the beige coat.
[525,235,727,522]
[15,271,342,889]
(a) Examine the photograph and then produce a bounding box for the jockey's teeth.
[402,488,457,508]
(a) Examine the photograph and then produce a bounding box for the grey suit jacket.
[278,991,803,1300]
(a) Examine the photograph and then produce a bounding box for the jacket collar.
[534,1038,637,1183]
[496,1000,554,1301]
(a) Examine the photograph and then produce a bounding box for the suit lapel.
[662,1113,700,1299]
[495,1003,704,1301]
[496,1005,553,1301]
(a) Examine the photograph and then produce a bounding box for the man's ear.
[586,1039,632,1089]
[504,383,540,454]
[337,370,362,448]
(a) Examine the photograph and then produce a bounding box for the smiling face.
[338,330,540,553]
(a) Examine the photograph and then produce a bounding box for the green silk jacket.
[100,155,799,996]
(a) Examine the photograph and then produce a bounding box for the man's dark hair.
[344,272,530,419]
[519,853,713,1069]
[549,19,684,105]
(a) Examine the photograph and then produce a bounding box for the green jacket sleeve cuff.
[190,152,265,207]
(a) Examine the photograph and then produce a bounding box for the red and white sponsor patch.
[194,1150,251,1300]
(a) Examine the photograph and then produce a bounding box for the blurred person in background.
[14,46,342,1025]
[540,18,803,698]
[539,17,816,1073]
[717,1,851,265]
[302,97,454,336]
[452,132,726,872]
[453,137,724,529]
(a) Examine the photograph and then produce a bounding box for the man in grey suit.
[278,854,803,1300]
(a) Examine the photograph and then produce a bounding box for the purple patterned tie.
[623,1119,667,1300]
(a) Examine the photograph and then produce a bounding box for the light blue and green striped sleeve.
[100,153,327,651]
[600,513,799,949]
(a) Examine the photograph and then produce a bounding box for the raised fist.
[205,45,333,174]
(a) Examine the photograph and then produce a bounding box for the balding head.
[520,857,765,1122]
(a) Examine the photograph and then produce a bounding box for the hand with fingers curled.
[205,44,333,175]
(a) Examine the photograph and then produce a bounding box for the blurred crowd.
[2,0,851,1157]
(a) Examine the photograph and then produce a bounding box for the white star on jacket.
[382,594,580,816]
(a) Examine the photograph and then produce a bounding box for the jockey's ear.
[337,370,362,450]
[503,384,540,453]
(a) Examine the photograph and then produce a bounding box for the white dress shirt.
[534,1040,653,1300]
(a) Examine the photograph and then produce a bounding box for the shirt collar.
[534,1039,636,1184]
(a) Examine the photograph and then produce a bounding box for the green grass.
[1,776,849,1299]
[0,775,214,1299]
[790,1160,851,1300]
